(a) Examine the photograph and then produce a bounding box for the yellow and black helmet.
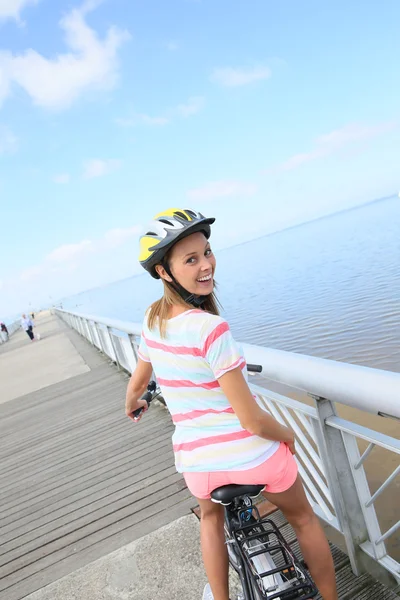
[139,208,215,279]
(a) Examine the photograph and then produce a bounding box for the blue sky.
[0,0,399,317]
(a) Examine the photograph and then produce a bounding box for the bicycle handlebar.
[131,380,158,421]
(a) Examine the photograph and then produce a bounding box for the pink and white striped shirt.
[138,309,278,473]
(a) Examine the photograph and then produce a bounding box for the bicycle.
[211,483,317,600]
[133,369,318,600]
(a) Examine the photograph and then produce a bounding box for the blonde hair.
[148,279,221,337]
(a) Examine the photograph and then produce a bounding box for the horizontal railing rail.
[55,308,400,587]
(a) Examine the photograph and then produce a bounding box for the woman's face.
[161,231,216,295]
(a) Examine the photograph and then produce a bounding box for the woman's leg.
[198,498,230,600]
[263,475,338,600]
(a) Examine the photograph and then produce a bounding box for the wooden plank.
[0,454,176,547]
[0,435,173,527]
[1,495,196,600]
[0,413,172,487]
[0,433,173,519]
[0,472,185,578]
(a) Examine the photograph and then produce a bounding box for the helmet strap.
[161,260,207,308]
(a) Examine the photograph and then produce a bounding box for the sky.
[0,0,399,318]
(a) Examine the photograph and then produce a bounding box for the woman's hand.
[217,367,297,452]
[285,435,296,455]
[126,398,148,422]
[124,358,153,421]
[282,428,296,455]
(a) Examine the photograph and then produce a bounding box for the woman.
[125,208,337,600]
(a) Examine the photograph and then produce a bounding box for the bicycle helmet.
[139,208,215,306]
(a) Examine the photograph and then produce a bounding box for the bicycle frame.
[224,502,255,599]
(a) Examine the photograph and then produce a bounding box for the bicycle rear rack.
[232,506,317,599]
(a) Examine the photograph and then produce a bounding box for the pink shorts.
[183,442,298,500]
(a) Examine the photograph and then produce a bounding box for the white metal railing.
[55,308,400,587]
[0,320,20,344]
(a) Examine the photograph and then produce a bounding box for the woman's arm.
[125,358,153,417]
[218,367,295,451]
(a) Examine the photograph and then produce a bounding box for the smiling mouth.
[197,274,213,283]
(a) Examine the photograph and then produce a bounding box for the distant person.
[21,314,35,341]
[31,312,35,320]
[0,322,9,339]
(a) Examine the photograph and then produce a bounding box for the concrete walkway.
[22,514,209,600]
[0,313,90,404]
[1,313,399,600]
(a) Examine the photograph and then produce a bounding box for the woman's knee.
[286,506,317,530]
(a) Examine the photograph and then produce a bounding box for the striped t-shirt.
[138,309,279,473]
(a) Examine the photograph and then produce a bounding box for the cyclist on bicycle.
[125,208,338,600]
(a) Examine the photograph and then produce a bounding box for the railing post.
[128,333,139,364]
[94,322,105,354]
[79,317,86,338]
[85,320,96,347]
[106,326,120,371]
[82,318,91,342]
[79,316,86,336]
[313,396,370,576]
[127,333,144,375]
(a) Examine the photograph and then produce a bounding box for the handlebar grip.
[246,363,263,373]
[148,380,157,392]
[141,390,153,403]
[132,406,144,419]
[131,389,153,419]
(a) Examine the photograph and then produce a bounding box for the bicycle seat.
[211,484,264,505]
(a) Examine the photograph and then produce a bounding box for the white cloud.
[138,114,170,126]
[188,180,258,201]
[46,240,92,263]
[19,264,43,282]
[103,225,141,248]
[267,121,398,173]
[116,96,204,127]
[0,0,38,23]
[211,65,271,87]
[0,63,11,104]
[0,2,130,110]
[82,158,121,179]
[53,173,70,184]
[0,125,18,154]
[166,40,179,51]
[6,220,143,313]
[15,223,140,287]
[116,113,170,127]
[317,122,396,146]
[176,96,204,117]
